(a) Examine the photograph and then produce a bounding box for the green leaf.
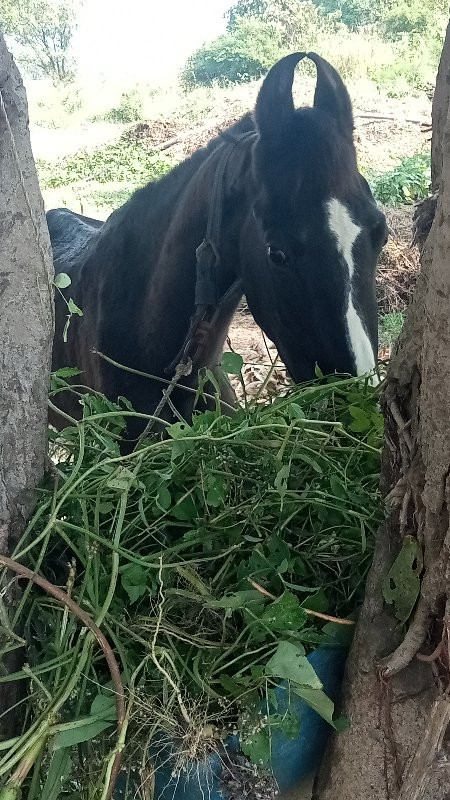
[41,748,72,799]
[156,482,172,512]
[90,692,117,721]
[52,367,81,380]
[106,467,136,491]
[219,674,246,696]
[296,451,322,473]
[121,564,149,604]
[53,717,114,750]
[167,421,191,439]
[265,641,322,688]
[171,494,197,521]
[68,298,83,316]
[240,727,271,766]
[289,403,306,420]
[301,589,329,613]
[291,684,335,723]
[275,464,290,501]
[382,536,423,622]
[274,711,300,739]
[321,620,355,647]
[261,592,307,632]
[329,474,346,498]
[221,351,244,375]
[54,272,71,289]
[206,476,227,507]
[348,405,371,432]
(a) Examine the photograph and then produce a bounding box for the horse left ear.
[254,51,307,147]
[307,52,354,138]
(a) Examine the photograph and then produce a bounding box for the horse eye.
[267,245,287,265]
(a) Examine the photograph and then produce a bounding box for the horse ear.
[254,52,307,145]
[307,52,354,137]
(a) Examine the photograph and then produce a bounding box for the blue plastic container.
[114,646,347,799]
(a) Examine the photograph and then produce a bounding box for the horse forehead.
[326,198,362,273]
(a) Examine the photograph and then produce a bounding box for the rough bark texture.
[0,35,54,731]
[432,20,450,192]
[314,29,450,800]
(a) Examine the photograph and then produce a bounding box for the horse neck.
[138,137,255,367]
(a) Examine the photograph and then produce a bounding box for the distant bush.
[180,18,283,89]
[100,89,145,123]
[370,153,431,206]
[37,139,172,188]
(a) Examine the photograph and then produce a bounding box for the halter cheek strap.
[165,130,257,375]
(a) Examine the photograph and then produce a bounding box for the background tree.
[0,33,54,731]
[180,17,283,89]
[0,0,81,85]
[226,0,339,48]
[314,20,450,800]
[226,0,447,45]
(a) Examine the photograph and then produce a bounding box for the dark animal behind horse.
[48,52,387,443]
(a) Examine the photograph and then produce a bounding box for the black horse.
[48,52,388,442]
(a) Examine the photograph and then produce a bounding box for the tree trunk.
[0,35,54,732]
[314,28,450,800]
[432,21,450,193]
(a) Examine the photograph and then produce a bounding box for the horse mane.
[112,112,257,230]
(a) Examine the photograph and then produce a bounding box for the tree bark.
[432,21,450,193]
[314,28,450,800]
[0,35,54,732]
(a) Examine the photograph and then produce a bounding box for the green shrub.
[370,153,431,206]
[99,88,144,123]
[37,138,172,188]
[180,17,283,89]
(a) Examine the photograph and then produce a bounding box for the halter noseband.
[165,130,257,375]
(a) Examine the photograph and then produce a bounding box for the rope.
[136,358,193,444]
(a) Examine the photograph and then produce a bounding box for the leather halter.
[165,129,257,375]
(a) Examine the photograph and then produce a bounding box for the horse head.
[240,52,387,382]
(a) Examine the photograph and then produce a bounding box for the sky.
[74,0,232,81]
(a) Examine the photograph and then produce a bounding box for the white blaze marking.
[326,198,375,377]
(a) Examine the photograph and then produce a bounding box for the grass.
[0,368,384,798]
[37,138,172,190]
[379,312,405,349]
[87,185,137,209]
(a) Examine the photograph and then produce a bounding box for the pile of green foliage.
[0,366,383,798]
[37,138,172,189]
[370,153,431,206]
